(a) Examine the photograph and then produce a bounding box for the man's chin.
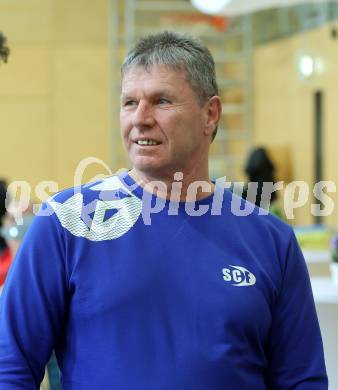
[131,160,174,179]
[132,157,163,172]
[132,165,162,176]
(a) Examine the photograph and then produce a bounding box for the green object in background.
[269,204,284,220]
[294,225,333,251]
[330,233,338,263]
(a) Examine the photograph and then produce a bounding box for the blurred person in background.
[244,147,283,218]
[244,147,277,207]
[0,33,10,287]
[0,31,327,389]
[0,180,8,254]
[0,213,34,294]
[0,32,10,252]
[0,31,10,64]
[0,180,10,290]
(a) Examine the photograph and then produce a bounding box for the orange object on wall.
[164,14,228,32]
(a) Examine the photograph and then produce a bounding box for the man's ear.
[203,96,222,137]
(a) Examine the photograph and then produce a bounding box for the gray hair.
[121,31,219,105]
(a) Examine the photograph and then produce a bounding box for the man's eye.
[157,98,170,105]
[123,100,137,106]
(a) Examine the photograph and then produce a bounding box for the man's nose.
[132,101,155,128]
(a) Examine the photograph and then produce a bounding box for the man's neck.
[129,168,215,202]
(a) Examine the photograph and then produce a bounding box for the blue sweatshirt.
[0,172,327,389]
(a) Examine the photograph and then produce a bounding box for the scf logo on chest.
[222,265,256,286]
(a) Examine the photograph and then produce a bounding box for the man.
[0,32,327,389]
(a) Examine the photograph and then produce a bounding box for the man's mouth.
[135,139,161,146]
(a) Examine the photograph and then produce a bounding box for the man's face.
[120,65,214,178]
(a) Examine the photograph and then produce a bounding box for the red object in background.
[210,15,228,32]
[0,247,13,286]
[164,14,228,32]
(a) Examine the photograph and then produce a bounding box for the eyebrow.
[120,94,133,101]
[121,90,176,101]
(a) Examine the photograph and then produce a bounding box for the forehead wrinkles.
[121,67,188,98]
[122,63,187,81]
